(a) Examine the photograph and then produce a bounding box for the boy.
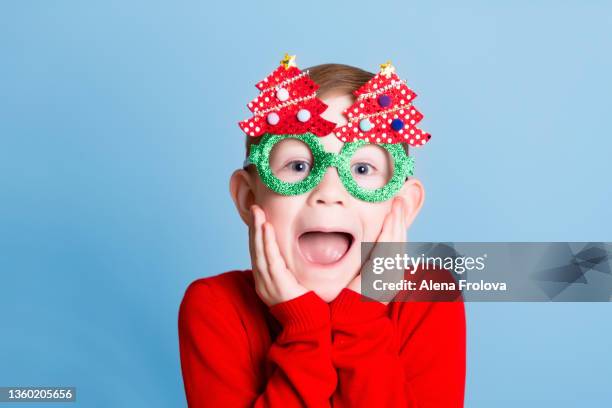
[178,55,466,407]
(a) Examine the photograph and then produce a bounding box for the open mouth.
[297,231,354,265]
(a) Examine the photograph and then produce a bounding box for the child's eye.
[287,160,311,173]
[351,162,375,176]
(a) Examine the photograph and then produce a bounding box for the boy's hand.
[249,205,309,307]
[348,196,407,305]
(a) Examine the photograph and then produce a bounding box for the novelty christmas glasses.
[238,54,430,202]
[244,132,414,203]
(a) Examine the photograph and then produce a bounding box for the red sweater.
[178,269,466,407]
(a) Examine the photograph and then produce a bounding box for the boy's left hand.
[347,196,408,305]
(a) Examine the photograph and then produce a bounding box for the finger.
[262,222,290,282]
[388,198,406,302]
[365,198,402,273]
[360,197,400,273]
[248,205,260,265]
[400,198,408,242]
[363,199,397,264]
[389,197,401,240]
[393,199,409,284]
[393,197,407,243]
[378,197,398,243]
[248,207,269,299]
[252,206,271,283]
[361,198,406,304]
[358,202,393,303]
[362,200,395,262]
[388,198,407,271]
[248,205,257,265]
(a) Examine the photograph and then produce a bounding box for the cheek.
[253,183,303,252]
[358,202,392,241]
[255,182,299,223]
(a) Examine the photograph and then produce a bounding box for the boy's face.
[233,91,423,302]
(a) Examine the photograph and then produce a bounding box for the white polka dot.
[388,138,392,143]
[401,89,406,95]
[276,88,289,101]
[348,123,352,127]
[342,127,346,131]
[400,99,405,104]
[382,133,386,137]
[265,97,269,102]
[249,122,254,127]
[360,103,364,108]
[399,109,404,114]
[410,120,415,124]
[410,129,415,134]
[415,134,420,140]
[255,126,260,132]
[353,127,358,132]
[421,140,426,145]
[248,102,253,108]
[354,108,358,113]
[376,138,381,142]
[382,114,387,119]
[250,132,255,136]
[373,84,378,89]
[411,110,416,114]
[382,124,386,129]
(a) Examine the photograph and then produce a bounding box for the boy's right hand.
[347,196,408,305]
[249,205,309,307]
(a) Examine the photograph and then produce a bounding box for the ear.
[397,177,425,228]
[229,169,256,226]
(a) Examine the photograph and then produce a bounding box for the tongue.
[298,232,351,265]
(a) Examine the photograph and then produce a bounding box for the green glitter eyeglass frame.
[243,132,415,203]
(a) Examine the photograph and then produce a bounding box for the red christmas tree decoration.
[334,61,432,147]
[238,54,336,138]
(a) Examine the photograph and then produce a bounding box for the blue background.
[1,1,611,406]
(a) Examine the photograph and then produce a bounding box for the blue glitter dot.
[378,94,392,107]
[296,109,311,122]
[391,118,404,131]
[359,118,372,132]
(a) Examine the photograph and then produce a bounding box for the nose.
[307,167,349,206]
